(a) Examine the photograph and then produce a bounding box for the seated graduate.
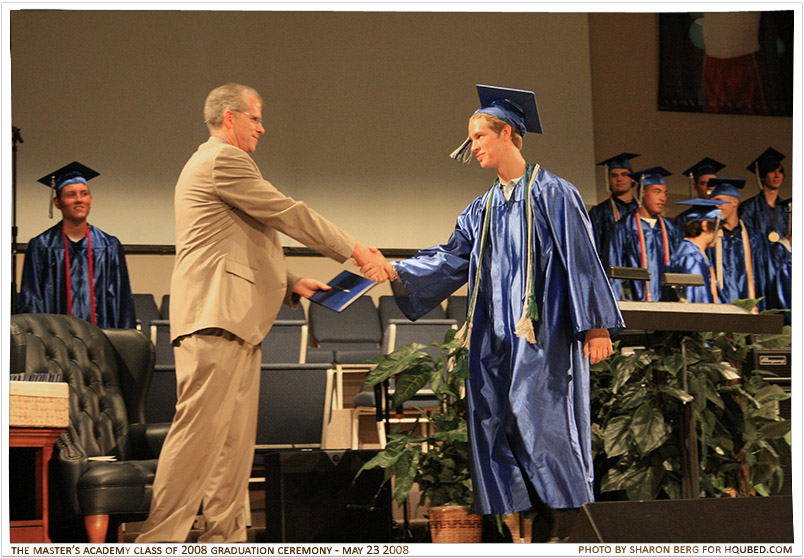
[674,157,726,228]
[588,152,640,263]
[607,166,683,301]
[765,198,792,324]
[739,147,790,242]
[667,198,729,304]
[18,161,136,328]
[706,178,769,310]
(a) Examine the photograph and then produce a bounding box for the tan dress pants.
[136,329,260,543]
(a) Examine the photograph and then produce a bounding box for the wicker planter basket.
[504,512,533,543]
[428,505,483,543]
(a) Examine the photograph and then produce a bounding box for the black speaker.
[568,496,793,543]
[259,449,392,543]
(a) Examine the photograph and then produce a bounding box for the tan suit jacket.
[169,137,357,345]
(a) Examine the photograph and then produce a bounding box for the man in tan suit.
[136,83,388,543]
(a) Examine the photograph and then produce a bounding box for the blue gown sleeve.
[112,238,137,329]
[537,180,625,339]
[392,198,482,320]
[18,239,47,314]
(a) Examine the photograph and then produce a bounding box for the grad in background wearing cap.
[674,157,726,228]
[707,178,769,310]
[765,197,792,324]
[587,153,640,262]
[606,166,684,302]
[17,161,136,329]
[392,85,624,541]
[667,198,729,304]
[738,147,790,242]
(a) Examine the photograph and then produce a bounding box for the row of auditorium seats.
[134,293,467,448]
[133,293,467,367]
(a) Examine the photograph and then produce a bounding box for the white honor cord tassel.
[514,307,537,344]
[455,321,472,349]
[514,164,540,345]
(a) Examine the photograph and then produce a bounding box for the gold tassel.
[455,321,472,350]
[514,308,536,344]
[49,175,55,219]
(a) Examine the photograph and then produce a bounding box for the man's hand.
[584,328,613,364]
[292,277,330,298]
[352,242,392,282]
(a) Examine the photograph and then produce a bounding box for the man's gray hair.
[203,83,262,131]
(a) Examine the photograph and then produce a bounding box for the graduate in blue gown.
[607,167,683,301]
[18,162,136,329]
[767,241,792,325]
[674,157,725,228]
[765,198,792,324]
[667,199,728,303]
[588,152,640,263]
[706,178,769,311]
[739,147,790,243]
[381,85,625,540]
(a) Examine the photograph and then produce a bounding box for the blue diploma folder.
[308,271,376,312]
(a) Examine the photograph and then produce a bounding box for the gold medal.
[768,231,780,242]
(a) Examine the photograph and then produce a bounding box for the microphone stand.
[11,126,23,313]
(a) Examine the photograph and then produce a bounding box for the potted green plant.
[354,329,482,542]
[590,300,791,501]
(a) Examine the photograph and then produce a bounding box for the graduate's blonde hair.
[469,113,523,150]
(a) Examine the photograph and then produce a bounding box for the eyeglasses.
[231,110,263,125]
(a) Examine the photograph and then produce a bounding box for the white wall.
[10,9,597,249]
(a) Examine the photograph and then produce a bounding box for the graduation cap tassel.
[754,162,763,191]
[49,176,55,219]
[637,175,645,207]
[688,174,694,198]
[449,137,473,164]
[709,212,723,248]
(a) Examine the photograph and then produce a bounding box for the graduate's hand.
[584,328,612,364]
[352,242,392,282]
[292,277,330,298]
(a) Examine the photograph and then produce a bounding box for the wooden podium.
[9,427,65,543]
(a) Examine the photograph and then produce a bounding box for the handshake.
[352,242,396,283]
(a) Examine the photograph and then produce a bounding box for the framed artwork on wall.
[658,11,793,116]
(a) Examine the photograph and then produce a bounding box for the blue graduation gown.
[391,165,625,514]
[738,193,790,242]
[766,241,792,324]
[705,223,769,310]
[19,223,136,329]
[673,206,697,229]
[588,196,638,266]
[607,213,683,301]
[667,239,721,303]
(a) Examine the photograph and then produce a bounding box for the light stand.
[11,126,23,313]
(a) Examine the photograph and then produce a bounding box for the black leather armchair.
[10,313,170,543]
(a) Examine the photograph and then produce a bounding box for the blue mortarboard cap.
[682,157,725,180]
[629,166,672,186]
[597,152,640,171]
[474,84,542,136]
[451,84,542,163]
[675,198,729,222]
[747,147,785,175]
[37,161,100,191]
[708,178,746,199]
